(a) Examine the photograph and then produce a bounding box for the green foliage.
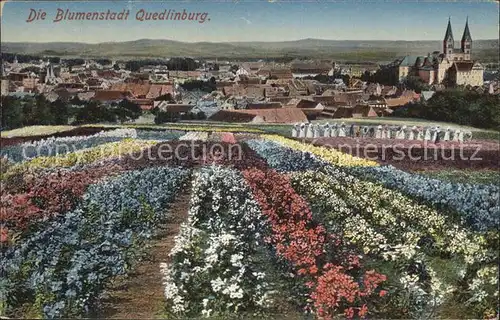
[1,53,41,63]
[19,66,41,74]
[402,76,431,93]
[392,90,500,130]
[114,99,142,123]
[362,67,398,85]
[63,58,85,67]
[180,80,216,93]
[0,96,24,130]
[74,101,116,124]
[50,99,70,125]
[95,59,111,65]
[154,110,180,124]
[1,95,73,130]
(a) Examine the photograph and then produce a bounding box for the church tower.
[443,17,455,58]
[461,17,472,61]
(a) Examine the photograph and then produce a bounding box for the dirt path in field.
[97,190,191,319]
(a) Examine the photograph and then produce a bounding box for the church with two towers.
[393,18,484,87]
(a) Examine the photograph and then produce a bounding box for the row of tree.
[392,90,500,130]
[179,78,216,93]
[1,95,142,130]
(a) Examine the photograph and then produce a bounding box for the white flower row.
[161,166,274,317]
[21,128,138,147]
[291,169,496,315]
[178,131,209,141]
[1,129,138,163]
[350,165,500,232]
[292,169,487,265]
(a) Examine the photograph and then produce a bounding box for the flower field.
[0,127,498,319]
[308,136,500,171]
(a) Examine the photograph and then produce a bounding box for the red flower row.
[1,141,268,242]
[242,168,386,319]
[1,161,128,242]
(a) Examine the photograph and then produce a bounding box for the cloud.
[240,17,252,25]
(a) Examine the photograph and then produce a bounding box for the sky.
[1,0,498,43]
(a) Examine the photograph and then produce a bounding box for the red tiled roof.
[384,96,414,108]
[163,104,194,113]
[209,110,257,123]
[237,108,308,123]
[92,90,132,101]
[453,61,475,72]
[130,98,154,111]
[111,83,150,97]
[247,102,283,109]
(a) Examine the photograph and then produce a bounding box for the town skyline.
[1,1,498,43]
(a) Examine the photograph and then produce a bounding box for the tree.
[69,96,84,106]
[180,80,216,93]
[113,64,120,71]
[0,96,23,130]
[392,89,500,130]
[196,111,207,120]
[95,59,111,65]
[50,99,69,125]
[154,110,179,124]
[19,66,41,74]
[74,101,116,124]
[48,57,61,64]
[403,76,431,93]
[115,99,142,123]
[31,95,53,125]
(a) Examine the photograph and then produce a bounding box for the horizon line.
[2,37,498,45]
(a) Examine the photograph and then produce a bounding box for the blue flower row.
[246,139,499,231]
[349,165,500,231]
[1,166,189,318]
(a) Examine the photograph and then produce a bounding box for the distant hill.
[1,38,498,62]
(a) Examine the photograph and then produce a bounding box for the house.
[247,102,283,109]
[131,98,154,111]
[222,84,266,99]
[92,90,133,103]
[291,61,332,77]
[352,105,379,118]
[384,96,416,108]
[365,83,382,96]
[257,66,293,80]
[448,61,484,87]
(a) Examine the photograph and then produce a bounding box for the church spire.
[444,17,454,41]
[443,17,455,56]
[461,16,472,59]
[461,16,472,42]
